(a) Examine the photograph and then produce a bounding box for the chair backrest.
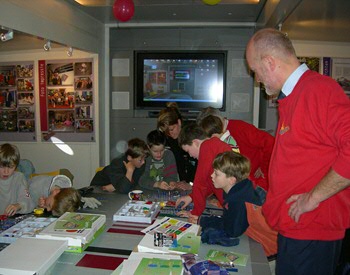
[95,167,104,173]
[17,159,35,180]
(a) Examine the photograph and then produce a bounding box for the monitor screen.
[134,51,226,111]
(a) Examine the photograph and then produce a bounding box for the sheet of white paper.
[112,91,130,110]
[112,58,130,77]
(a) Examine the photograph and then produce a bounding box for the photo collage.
[47,61,93,133]
[0,63,35,132]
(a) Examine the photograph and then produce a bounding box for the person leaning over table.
[246,28,350,275]
[90,138,148,194]
[196,107,274,192]
[157,102,197,184]
[175,123,232,224]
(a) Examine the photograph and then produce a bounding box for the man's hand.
[287,192,319,223]
[5,203,21,216]
[175,195,192,209]
[102,184,116,192]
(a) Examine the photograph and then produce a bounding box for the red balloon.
[113,0,135,22]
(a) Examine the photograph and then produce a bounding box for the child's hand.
[168,181,176,190]
[176,210,190,218]
[102,184,116,192]
[175,195,192,209]
[188,213,199,224]
[176,181,192,191]
[5,203,21,216]
[38,196,46,208]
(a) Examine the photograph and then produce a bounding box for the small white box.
[113,200,161,224]
[0,238,67,275]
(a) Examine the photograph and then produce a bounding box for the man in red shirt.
[246,28,350,275]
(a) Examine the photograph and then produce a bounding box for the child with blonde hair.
[0,143,33,216]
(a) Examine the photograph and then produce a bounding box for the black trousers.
[276,234,342,275]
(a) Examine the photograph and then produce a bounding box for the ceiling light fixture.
[0,28,14,42]
[43,40,51,51]
[67,46,73,57]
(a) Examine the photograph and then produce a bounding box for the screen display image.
[135,51,226,110]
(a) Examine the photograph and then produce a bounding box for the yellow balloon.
[202,0,221,5]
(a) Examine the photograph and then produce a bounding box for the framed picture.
[75,90,93,104]
[18,106,35,119]
[48,110,75,132]
[19,119,35,132]
[0,110,17,131]
[47,63,74,86]
[76,119,93,132]
[18,92,34,105]
[76,106,93,119]
[16,64,34,78]
[0,89,16,109]
[17,78,34,91]
[75,77,92,90]
[74,62,92,76]
[47,88,74,109]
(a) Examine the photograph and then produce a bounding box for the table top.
[48,189,271,274]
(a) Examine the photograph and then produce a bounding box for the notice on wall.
[232,59,250,78]
[112,91,129,110]
[112,59,129,77]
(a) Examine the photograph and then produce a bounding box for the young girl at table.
[200,151,277,264]
[90,138,148,193]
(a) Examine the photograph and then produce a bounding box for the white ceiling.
[65,0,350,43]
[0,0,349,52]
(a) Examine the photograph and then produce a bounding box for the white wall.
[263,40,350,135]
[0,49,99,189]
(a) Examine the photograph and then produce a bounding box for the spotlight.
[67,46,73,57]
[43,40,51,51]
[0,29,14,42]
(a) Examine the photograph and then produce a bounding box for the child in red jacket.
[175,123,232,224]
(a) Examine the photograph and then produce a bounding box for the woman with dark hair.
[157,102,197,184]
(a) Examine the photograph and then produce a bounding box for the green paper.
[134,258,182,275]
[169,233,201,254]
[206,249,249,266]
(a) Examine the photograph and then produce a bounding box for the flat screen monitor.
[134,51,226,111]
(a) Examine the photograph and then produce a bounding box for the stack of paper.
[36,212,106,253]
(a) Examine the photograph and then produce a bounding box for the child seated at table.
[90,138,148,193]
[200,151,277,259]
[139,130,191,191]
[29,174,99,216]
[139,129,178,190]
[0,143,33,216]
